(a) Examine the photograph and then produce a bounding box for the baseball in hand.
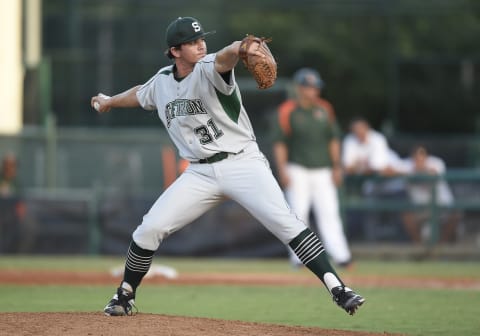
[94,93,111,112]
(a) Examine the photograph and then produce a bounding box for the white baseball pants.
[285,163,351,265]
[133,142,306,251]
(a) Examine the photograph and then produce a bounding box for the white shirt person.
[342,118,393,175]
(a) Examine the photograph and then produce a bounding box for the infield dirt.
[0,312,402,336]
[0,269,478,289]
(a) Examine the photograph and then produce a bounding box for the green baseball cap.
[166,17,216,47]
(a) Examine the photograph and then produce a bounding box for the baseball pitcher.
[91,16,364,317]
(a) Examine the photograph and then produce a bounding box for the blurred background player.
[273,68,352,268]
[400,145,460,244]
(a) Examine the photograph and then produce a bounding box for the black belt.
[195,152,229,164]
[193,150,244,164]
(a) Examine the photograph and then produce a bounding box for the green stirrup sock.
[289,228,344,292]
[122,241,155,293]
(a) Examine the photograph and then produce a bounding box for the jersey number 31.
[194,118,224,145]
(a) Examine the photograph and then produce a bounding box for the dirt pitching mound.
[0,312,400,336]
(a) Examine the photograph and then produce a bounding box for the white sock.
[121,281,133,292]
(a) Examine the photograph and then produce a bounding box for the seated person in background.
[342,117,408,242]
[342,117,405,196]
[342,117,397,176]
[400,145,460,244]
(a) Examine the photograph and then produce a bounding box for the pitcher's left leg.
[220,155,365,315]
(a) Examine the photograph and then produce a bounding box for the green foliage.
[39,0,480,132]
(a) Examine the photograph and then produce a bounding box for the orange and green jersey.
[273,98,340,168]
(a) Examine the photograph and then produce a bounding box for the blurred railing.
[0,170,478,256]
[341,172,480,245]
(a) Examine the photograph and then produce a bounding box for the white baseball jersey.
[136,53,255,161]
[130,52,306,252]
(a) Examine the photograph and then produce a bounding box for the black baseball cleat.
[104,287,137,316]
[331,286,365,315]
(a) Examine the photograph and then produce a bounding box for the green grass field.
[0,257,479,336]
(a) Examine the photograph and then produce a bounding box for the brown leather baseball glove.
[238,35,277,89]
